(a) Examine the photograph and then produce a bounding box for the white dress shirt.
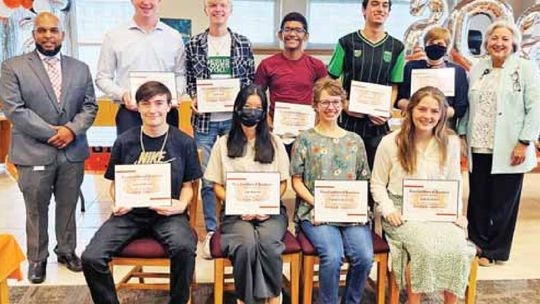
[95,20,186,101]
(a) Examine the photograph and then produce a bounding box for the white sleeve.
[95,33,125,101]
[370,137,398,217]
[447,136,465,215]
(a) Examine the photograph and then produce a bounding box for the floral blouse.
[290,128,370,223]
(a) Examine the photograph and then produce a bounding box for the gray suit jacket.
[0,51,98,166]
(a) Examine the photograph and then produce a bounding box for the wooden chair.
[108,179,200,302]
[296,229,390,304]
[388,255,479,304]
[211,198,302,304]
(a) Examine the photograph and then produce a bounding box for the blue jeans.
[300,221,373,304]
[195,120,232,232]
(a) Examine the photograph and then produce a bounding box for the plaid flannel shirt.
[186,28,255,133]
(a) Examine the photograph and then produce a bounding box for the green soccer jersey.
[328,31,405,96]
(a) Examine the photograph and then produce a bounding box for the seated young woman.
[204,84,290,304]
[370,86,476,304]
[290,77,373,304]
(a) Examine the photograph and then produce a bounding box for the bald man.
[0,12,97,283]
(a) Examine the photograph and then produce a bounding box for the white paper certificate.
[273,102,315,138]
[411,68,455,97]
[225,172,281,215]
[129,71,178,105]
[314,180,369,223]
[402,179,460,222]
[348,81,392,117]
[114,163,172,208]
[196,78,240,113]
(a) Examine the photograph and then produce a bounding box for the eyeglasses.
[319,100,342,109]
[242,105,263,111]
[281,27,306,34]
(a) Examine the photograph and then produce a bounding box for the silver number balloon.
[447,0,514,68]
[403,0,449,56]
[516,4,540,69]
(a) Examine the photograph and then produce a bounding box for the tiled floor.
[1,168,539,295]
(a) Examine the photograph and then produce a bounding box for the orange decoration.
[3,0,22,9]
[21,0,32,9]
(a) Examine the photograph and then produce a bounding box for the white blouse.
[370,131,463,217]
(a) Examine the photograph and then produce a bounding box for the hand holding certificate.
[402,179,460,222]
[314,180,369,223]
[114,163,172,208]
[411,68,455,97]
[348,81,392,118]
[129,72,178,106]
[273,102,315,138]
[225,172,281,215]
[197,78,240,113]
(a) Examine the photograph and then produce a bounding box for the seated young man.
[81,81,202,304]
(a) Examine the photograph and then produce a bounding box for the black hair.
[362,0,392,10]
[227,84,275,164]
[135,81,172,104]
[280,12,308,33]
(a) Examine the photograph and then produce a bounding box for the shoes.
[57,253,83,272]
[28,261,47,284]
[478,257,495,267]
[201,231,214,260]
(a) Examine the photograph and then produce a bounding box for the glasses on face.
[318,100,342,109]
[281,27,306,35]
[242,105,263,111]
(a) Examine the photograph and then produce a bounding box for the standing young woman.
[290,77,373,303]
[371,86,476,304]
[204,85,289,304]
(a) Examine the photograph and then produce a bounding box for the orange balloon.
[21,0,32,9]
[3,0,22,9]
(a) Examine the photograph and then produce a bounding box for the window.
[228,0,278,46]
[73,0,133,94]
[308,0,428,47]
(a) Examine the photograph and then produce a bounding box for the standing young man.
[185,0,255,257]
[328,0,405,168]
[96,0,186,135]
[82,81,201,304]
[255,12,327,154]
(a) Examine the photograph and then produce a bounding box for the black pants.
[81,212,195,304]
[467,153,524,261]
[115,105,179,135]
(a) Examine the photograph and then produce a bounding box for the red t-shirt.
[255,53,327,116]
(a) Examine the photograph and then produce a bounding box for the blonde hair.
[396,86,453,174]
[312,77,347,109]
[484,20,521,53]
[423,27,451,46]
[204,0,232,8]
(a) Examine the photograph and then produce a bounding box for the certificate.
[197,78,240,113]
[402,179,460,222]
[411,68,455,97]
[272,102,315,138]
[314,180,369,223]
[348,81,392,117]
[225,172,281,215]
[129,71,178,105]
[114,163,172,208]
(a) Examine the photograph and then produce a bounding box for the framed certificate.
[129,71,178,105]
[273,102,315,138]
[314,180,369,223]
[411,68,455,97]
[114,163,172,208]
[225,172,281,215]
[348,81,392,117]
[402,179,460,222]
[197,78,240,113]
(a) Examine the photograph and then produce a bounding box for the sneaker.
[478,257,495,267]
[201,231,214,260]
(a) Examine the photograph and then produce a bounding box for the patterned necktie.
[44,57,62,102]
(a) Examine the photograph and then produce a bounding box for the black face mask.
[238,108,264,127]
[425,44,447,61]
[35,43,62,57]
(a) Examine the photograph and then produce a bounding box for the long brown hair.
[396,86,453,174]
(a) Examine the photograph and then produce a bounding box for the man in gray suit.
[0,12,97,284]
